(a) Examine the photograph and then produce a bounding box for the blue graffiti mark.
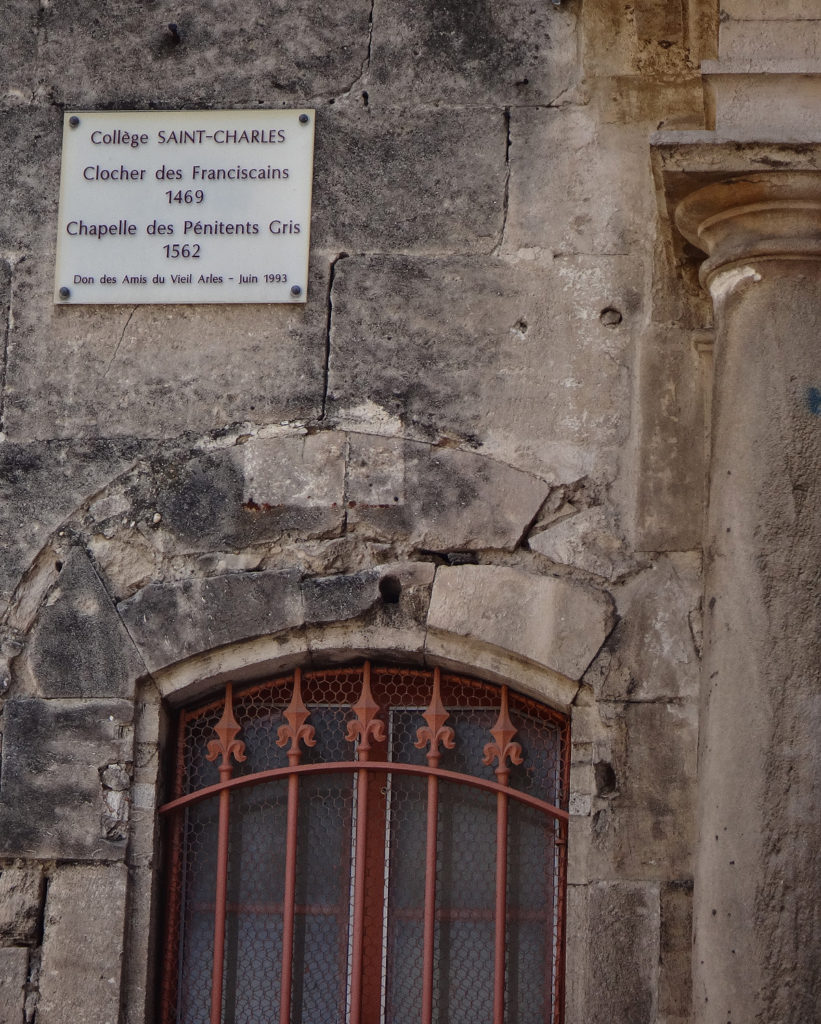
[808,387,821,416]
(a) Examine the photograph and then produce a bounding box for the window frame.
[159,662,570,1024]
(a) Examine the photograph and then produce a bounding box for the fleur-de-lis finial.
[482,686,523,786]
[206,683,247,780]
[276,668,316,766]
[415,667,456,767]
[345,662,386,762]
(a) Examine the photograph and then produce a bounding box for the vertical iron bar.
[349,767,369,1024]
[493,789,508,1024]
[279,771,300,1024]
[210,785,231,1024]
[553,817,568,1024]
[421,772,439,1024]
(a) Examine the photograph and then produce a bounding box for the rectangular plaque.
[54,109,315,304]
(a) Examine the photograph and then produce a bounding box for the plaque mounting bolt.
[299,114,310,124]
[59,286,71,299]
[290,284,302,297]
[69,116,80,128]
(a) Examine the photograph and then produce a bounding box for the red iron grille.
[160,662,570,1024]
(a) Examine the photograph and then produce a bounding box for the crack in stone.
[0,260,12,433]
[491,107,511,256]
[103,306,137,379]
[319,253,347,420]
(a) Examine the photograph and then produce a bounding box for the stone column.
[675,172,821,1024]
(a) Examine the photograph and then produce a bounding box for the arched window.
[160,663,569,1024]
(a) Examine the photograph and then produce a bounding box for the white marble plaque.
[53,109,315,304]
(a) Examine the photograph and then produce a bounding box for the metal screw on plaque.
[291,285,302,297]
[69,116,80,128]
[299,114,310,124]
[59,287,71,299]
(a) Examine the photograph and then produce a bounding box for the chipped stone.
[0,868,43,946]
[529,506,639,580]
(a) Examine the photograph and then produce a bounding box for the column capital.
[675,170,821,288]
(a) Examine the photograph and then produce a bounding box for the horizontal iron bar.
[160,760,569,822]
[189,901,552,923]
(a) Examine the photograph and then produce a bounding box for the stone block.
[0,699,134,860]
[37,864,128,1024]
[304,561,434,662]
[154,433,346,551]
[581,0,641,78]
[659,881,693,1020]
[583,553,702,702]
[585,882,659,1024]
[0,2,37,99]
[720,0,818,18]
[0,441,135,620]
[427,565,614,681]
[529,506,639,580]
[632,326,707,551]
[117,569,304,673]
[563,885,589,1024]
[328,255,642,480]
[0,948,28,1024]
[312,108,506,254]
[0,867,44,945]
[36,0,373,107]
[506,107,652,256]
[720,19,821,61]
[586,703,697,880]
[24,547,145,699]
[368,0,578,107]
[347,436,550,551]
[0,108,61,252]
[3,256,329,440]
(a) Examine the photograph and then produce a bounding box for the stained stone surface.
[117,568,304,673]
[24,547,145,699]
[0,867,43,946]
[3,258,330,441]
[0,107,61,252]
[585,882,660,1024]
[36,0,374,107]
[368,0,579,107]
[311,107,507,254]
[346,435,550,551]
[0,947,28,1024]
[0,441,137,619]
[0,699,135,860]
[327,255,642,478]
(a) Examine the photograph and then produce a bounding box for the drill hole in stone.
[379,575,402,604]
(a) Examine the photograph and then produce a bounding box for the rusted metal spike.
[415,667,456,768]
[206,683,247,779]
[482,685,523,785]
[344,662,386,761]
[276,668,317,766]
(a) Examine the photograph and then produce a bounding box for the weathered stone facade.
[1,1,819,1022]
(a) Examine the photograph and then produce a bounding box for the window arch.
[160,663,570,1024]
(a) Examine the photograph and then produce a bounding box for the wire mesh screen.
[163,663,569,1024]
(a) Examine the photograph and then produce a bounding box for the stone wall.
[0,1,728,1022]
